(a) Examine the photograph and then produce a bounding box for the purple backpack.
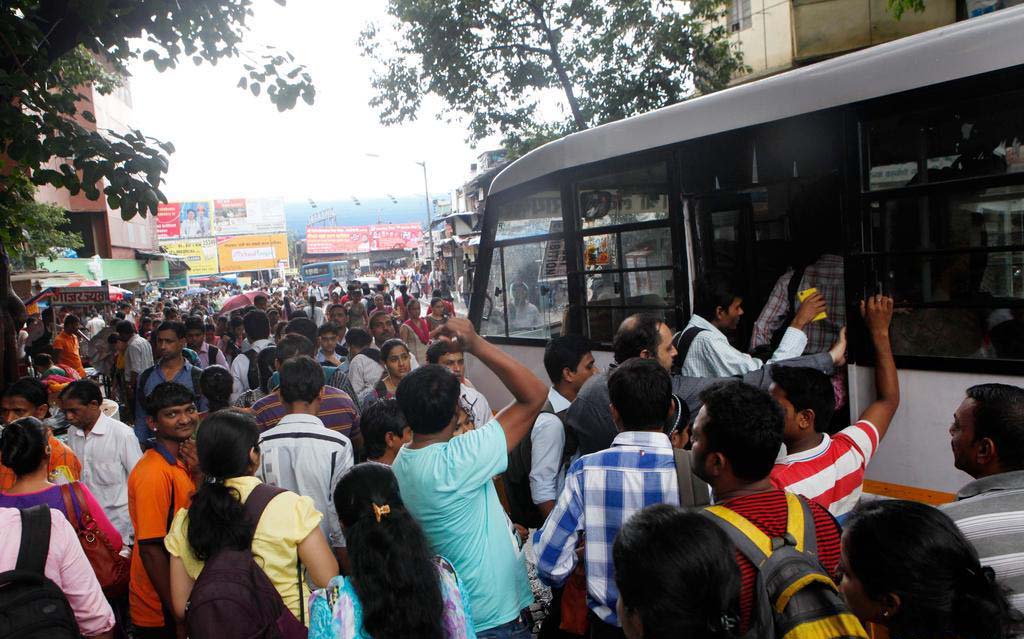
[185,483,308,639]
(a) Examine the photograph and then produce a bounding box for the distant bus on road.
[300,261,350,286]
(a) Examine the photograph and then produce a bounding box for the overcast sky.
[127,1,495,204]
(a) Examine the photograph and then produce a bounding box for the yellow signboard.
[160,238,220,276]
[216,233,289,272]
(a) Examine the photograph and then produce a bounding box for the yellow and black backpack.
[702,492,868,639]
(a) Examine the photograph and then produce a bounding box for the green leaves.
[361,0,743,155]
[0,0,316,233]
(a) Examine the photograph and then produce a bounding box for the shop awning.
[135,249,190,271]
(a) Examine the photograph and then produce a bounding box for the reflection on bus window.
[501,242,568,339]
[481,248,506,338]
[577,164,669,229]
[866,90,1024,191]
[495,190,562,241]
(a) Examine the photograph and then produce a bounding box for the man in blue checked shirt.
[534,358,679,638]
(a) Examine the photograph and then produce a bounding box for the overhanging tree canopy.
[0,0,316,392]
[360,0,744,155]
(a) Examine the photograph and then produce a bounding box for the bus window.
[502,242,568,339]
[866,90,1024,191]
[495,190,562,241]
[480,248,507,338]
[577,163,669,229]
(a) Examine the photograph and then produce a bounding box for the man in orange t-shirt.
[127,381,199,638]
[52,313,87,378]
[1,377,81,490]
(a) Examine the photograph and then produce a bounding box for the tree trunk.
[524,0,587,131]
[0,240,27,395]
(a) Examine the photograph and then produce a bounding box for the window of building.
[729,0,752,31]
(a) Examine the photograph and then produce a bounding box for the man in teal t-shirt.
[392,318,548,638]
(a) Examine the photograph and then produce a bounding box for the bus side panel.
[850,364,1021,501]
[467,343,616,414]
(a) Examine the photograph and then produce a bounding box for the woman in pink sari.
[399,298,431,364]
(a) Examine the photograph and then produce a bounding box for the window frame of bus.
[472,179,570,345]
[472,151,687,346]
[850,75,1024,375]
[573,156,681,344]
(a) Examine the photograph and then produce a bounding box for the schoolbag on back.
[504,399,566,529]
[185,484,307,639]
[702,492,867,639]
[0,505,80,639]
[243,349,273,393]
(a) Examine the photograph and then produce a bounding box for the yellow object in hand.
[797,287,827,322]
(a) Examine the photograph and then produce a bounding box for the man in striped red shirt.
[769,295,899,521]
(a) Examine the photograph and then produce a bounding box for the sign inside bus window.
[495,191,562,241]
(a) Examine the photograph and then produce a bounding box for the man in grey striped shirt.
[941,383,1024,613]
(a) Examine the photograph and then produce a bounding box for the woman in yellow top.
[164,410,338,625]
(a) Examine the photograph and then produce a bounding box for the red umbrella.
[219,291,262,314]
[63,280,131,301]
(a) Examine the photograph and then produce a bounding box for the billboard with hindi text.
[157,197,285,240]
[160,238,220,275]
[306,223,421,254]
[216,233,290,272]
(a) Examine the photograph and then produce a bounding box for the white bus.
[467,6,1024,505]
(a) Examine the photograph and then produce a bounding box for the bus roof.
[489,6,1024,196]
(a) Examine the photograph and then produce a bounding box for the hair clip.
[372,502,391,523]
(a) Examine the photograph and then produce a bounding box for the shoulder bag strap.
[242,483,287,529]
[784,492,819,557]
[59,483,81,532]
[70,482,99,532]
[673,326,708,368]
[702,504,772,568]
[674,448,711,508]
[16,504,52,574]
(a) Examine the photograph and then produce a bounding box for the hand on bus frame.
[860,294,894,336]
[829,327,848,367]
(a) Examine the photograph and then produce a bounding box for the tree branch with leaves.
[0,0,316,394]
[360,0,744,155]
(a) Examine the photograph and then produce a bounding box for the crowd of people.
[1,271,1022,639]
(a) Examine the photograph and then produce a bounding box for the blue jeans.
[477,618,533,639]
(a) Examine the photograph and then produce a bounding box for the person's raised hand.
[434,316,479,352]
[859,294,894,336]
[791,292,827,330]
[829,326,848,367]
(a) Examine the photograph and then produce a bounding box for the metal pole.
[419,161,435,267]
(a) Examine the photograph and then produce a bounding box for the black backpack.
[242,349,274,393]
[0,505,80,639]
[702,493,867,639]
[504,399,572,529]
[185,483,307,639]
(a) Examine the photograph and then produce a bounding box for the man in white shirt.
[116,320,153,416]
[229,310,272,402]
[85,308,106,338]
[258,356,353,566]
[426,340,491,429]
[60,380,143,545]
[679,271,826,377]
[505,334,597,529]
[345,328,384,399]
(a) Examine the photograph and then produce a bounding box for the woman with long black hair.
[308,462,474,639]
[613,504,741,639]
[840,499,1022,639]
[165,410,338,626]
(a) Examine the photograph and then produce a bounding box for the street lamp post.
[415,160,435,267]
[365,153,435,267]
